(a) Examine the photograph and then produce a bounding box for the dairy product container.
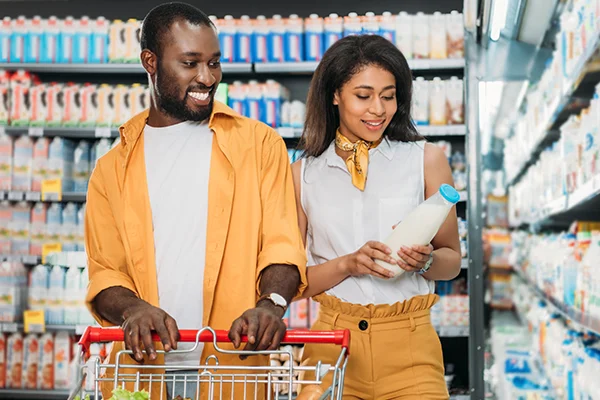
[285,15,304,62]
[10,16,26,63]
[63,266,80,325]
[362,12,379,35]
[446,77,464,125]
[12,135,33,192]
[96,84,114,127]
[413,12,430,59]
[324,13,343,50]
[10,202,31,255]
[264,80,282,128]
[58,17,75,64]
[38,333,54,390]
[227,81,247,116]
[6,332,23,388]
[379,12,396,44]
[25,16,43,63]
[124,19,140,63]
[62,83,81,126]
[412,77,430,125]
[0,70,8,125]
[446,11,464,58]
[304,14,324,62]
[253,16,269,63]
[218,15,236,63]
[9,69,32,126]
[73,141,90,193]
[72,16,91,64]
[376,184,460,276]
[32,137,49,192]
[76,204,85,251]
[0,132,13,191]
[395,12,413,58]
[40,17,60,64]
[246,80,263,122]
[343,12,362,37]
[30,203,47,256]
[236,15,253,63]
[430,12,448,59]
[29,84,47,126]
[0,18,11,63]
[47,137,75,192]
[290,100,305,129]
[112,84,130,126]
[108,19,125,63]
[22,334,39,389]
[60,203,77,252]
[430,77,447,125]
[0,202,12,254]
[90,17,109,63]
[47,265,65,325]
[45,83,63,126]
[53,331,70,389]
[268,15,286,63]
[79,83,97,126]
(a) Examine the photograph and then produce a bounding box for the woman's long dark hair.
[299,34,422,158]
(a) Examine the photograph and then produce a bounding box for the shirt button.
[359,320,368,331]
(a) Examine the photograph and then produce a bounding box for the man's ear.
[140,49,157,76]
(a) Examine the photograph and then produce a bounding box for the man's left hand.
[228,302,286,359]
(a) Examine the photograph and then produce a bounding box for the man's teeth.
[189,91,209,101]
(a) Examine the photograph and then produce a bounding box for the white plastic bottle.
[375,184,461,276]
[429,12,447,59]
[395,12,413,59]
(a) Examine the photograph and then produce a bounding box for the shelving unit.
[0,389,71,400]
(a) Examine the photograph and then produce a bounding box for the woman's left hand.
[397,244,434,273]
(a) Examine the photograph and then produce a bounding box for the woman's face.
[334,64,397,143]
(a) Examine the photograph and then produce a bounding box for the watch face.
[270,293,287,307]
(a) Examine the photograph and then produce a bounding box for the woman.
[292,34,462,400]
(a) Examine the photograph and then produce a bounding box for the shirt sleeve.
[256,130,308,298]
[85,161,138,326]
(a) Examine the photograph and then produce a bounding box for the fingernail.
[250,337,255,344]
[164,345,171,352]
[150,353,157,361]
[136,352,142,360]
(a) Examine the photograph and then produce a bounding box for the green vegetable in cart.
[73,395,91,400]
[108,388,150,400]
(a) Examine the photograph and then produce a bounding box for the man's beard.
[155,62,214,122]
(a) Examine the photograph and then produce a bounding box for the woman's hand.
[397,244,434,273]
[341,241,396,279]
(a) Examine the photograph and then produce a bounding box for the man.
[84,3,307,398]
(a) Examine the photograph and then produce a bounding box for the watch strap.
[257,293,288,312]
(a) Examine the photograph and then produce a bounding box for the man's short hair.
[140,2,215,56]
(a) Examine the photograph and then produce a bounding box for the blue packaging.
[90,17,109,63]
[235,15,253,63]
[304,15,324,62]
[343,13,362,37]
[362,12,380,35]
[10,16,26,63]
[263,80,282,128]
[25,16,43,63]
[72,16,91,64]
[379,12,396,44]
[284,15,304,62]
[323,13,343,51]
[253,16,269,63]
[219,15,236,63]
[268,15,285,63]
[227,81,247,117]
[58,17,76,63]
[40,16,60,64]
[246,81,264,122]
[0,18,11,63]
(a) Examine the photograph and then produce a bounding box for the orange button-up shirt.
[84,101,307,399]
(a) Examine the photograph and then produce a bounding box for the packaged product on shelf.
[445,77,464,125]
[73,141,91,192]
[48,137,75,192]
[40,16,60,64]
[6,332,23,389]
[412,12,430,59]
[246,80,263,122]
[289,100,306,129]
[379,12,396,44]
[446,11,464,58]
[309,298,319,327]
[12,135,33,192]
[108,19,125,63]
[90,17,109,64]
[285,14,304,63]
[124,19,141,63]
[38,333,54,390]
[288,299,308,329]
[72,16,91,64]
[434,140,452,159]
[304,14,324,62]
[9,16,26,64]
[429,77,447,125]
[29,83,46,126]
[217,15,236,64]
[9,70,32,127]
[62,83,82,126]
[323,13,343,51]
[63,266,81,325]
[412,77,429,125]
[0,70,9,124]
[24,16,42,64]
[253,16,269,63]
[228,81,247,116]
[75,205,85,251]
[91,138,112,168]
[46,203,63,244]
[0,202,12,253]
[11,202,31,255]
[0,333,4,388]
[61,202,78,252]
[29,264,49,314]
[236,15,253,64]
[0,132,13,191]
[268,15,286,63]
[343,12,362,37]
[79,267,95,325]
[53,331,70,389]
[0,18,10,64]
[78,83,97,127]
[47,265,65,325]
[362,12,379,36]
[58,17,75,64]
[22,334,39,389]
[45,83,63,126]
[429,12,447,59]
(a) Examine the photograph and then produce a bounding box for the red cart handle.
[79,327,350,353]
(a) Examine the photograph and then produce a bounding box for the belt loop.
[409,314,416,332]
[331,312,340,328]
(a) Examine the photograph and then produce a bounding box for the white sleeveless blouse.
[300,138,435,305]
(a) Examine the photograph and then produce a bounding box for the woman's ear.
[333,91,340,106]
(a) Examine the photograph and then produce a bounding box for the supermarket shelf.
[437,326,469,337]
[449,396,470,400]
[0,322,89,334]
[255,59,466,74]
[0,389,71,399]
[507,27,600,187]
[277,127,303,138]
[0,254,41,264]
[0,191,86,202]
[418,124,466,137]
[0,62,253,74]
[514,268,600,336]
[1,125,119,139]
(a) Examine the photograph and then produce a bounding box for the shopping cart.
[69,326,350,400]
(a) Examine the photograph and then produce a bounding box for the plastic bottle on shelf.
[61,202,78,252]
[253,15,270,63]
[412,12,430,59]
[362,12,380,35]
[246,80,264,123]
[29,264,49,315]
[0,17,10,63]
[430,12,447,59]
[395,12,413,59]
[10,202,30,256]
[12,135,33,192]
[323,13,343,51]
[285,14,304,63]
[446,11,464,59]
[430,77,447,126]
[304,14,324,62]
[379,11,396,44]
[24,16,42,64]
[72,16,91,64]
[58,16,75,64]
[63,265,80,325]
[217,15,236,63]
[76,203,85,251]
[236,15,253,64]
[227,80,247,117]
[264,80,283,128]
[412,77,430,125]
[39,16,59,64]
[29,202,47,257]
[90,17,109,64]
[268,15,286,63]
[375,184,461,276]
[445,76,464,125]
[343,12,362,37]
[47,265,65,325]
[10,16,26,63]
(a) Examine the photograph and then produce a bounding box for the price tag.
[24,310,45,333]
[0,126,5,136]
[95,127,112,138]
[0,191,6,200]
[25,191,41,202]
[41,179,62,201]
[7,191,23,201]
[1,323,18,333]
[28,127,44,137]
[42,243,62,264]
[278,127,295,138]
[22,255,39,265]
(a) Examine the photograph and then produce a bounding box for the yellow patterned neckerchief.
[334,129,382,191]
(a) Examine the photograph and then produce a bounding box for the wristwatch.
[257,292,288,313]
[418,253,434,275]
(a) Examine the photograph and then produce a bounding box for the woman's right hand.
[341,241,397,279]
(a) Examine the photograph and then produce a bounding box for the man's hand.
[228,301,286,359]
[121,301,180,362]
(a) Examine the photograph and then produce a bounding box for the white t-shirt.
[144,121,213,367]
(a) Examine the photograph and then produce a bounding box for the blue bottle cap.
[439,184,460,204]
